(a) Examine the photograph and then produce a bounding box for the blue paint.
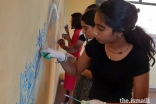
[17,0,66,103]
[36,30,42,47]
[42,23,47,45]
[53,12,57,24]
[17,23,46,104]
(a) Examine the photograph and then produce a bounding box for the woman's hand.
[81,100,106,104]
[62,34,70,40]
[66,53,77,63]
[41,48,76,63]
[57,39,66,49]
[64,24,69,34]
[40,48,65,61]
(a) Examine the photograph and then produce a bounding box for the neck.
[106,37,128,50]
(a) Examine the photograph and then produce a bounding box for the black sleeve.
[85,38,96,58]
[132,51,150,76]
[78,34,86,41]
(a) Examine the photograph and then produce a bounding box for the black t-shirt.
[79,33,91,70]
[78,33,89,42]
[85,38,150,103]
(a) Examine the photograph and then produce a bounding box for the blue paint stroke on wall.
[17,0,65,103]
[18,23,46,104]
[38,23,47,48]
[47,2,61,48]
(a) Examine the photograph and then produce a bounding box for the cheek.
[96,31,109,40]
[85,29,89,34]
[87,30,92,34]
[88,29,93,36]
[84,30,91,38]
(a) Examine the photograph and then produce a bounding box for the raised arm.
[61,51,91,76]
[41,48,91,76]
[133,72,149,104]
[64,25,71,41]
[58,39,84,53]
[62,34,72,45]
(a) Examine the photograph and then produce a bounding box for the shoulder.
[131,46,150,76]
[78,33,86,41]
[131,46,148,60]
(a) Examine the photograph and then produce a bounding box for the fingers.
[40,48,51,58]
[40,51,52,60]
[58,39,64,41]
[45,54,52,60]
[64,25,69,33]
[81,100,89,104]
[89,100,105,104]
[62,34,67,39]
[64,24,68,29]
[57,39,65,44]
[40,48,55,60]
[40,48,50,53]
[62,35,66,39]
[62,34,67,37]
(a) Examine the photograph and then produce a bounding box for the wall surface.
[0,0,67,104]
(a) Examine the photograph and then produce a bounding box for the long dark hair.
[81,10,96,27]
[71,13,82,29]
[85,4,99,12]
[98,0,155,66]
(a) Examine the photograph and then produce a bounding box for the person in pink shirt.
[59,12,82,104]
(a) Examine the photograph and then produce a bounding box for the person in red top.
[59,12,82,104]
[68,28,82,58]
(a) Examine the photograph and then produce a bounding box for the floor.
[54,80,156,104]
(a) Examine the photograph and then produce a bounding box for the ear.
[114,31,123,38]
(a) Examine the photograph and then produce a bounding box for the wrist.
[63,46,67,51]
[66,37,71,41]
[57,53,67,63]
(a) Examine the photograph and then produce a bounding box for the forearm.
[60,60,79,76]
[64,46,79,53]
[41,48,89,77]
[66,38,72,45]
[64,40,84,53]
[66,32,71,40]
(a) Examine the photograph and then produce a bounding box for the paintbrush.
[64,94,81,103]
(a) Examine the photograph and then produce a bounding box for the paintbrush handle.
[64,94,81,103]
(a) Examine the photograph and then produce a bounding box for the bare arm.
[62,35,72,45]
[60,51,91,76]
[105,72,149,104]
[58,39,84,53]
[66,36,72,45]
[65,39,84,53]
[64,25,71,41]
[82,69,92,79]
[133,72,149,104]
